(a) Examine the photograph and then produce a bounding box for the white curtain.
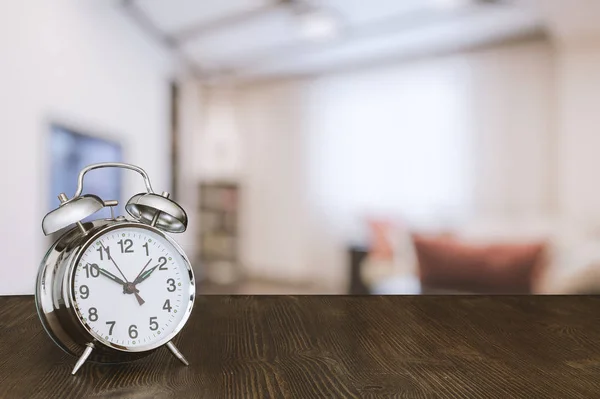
[305,57,472,238]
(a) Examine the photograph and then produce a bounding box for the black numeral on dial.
[149,317,159,331]
[129,324,138,339]
[96,245,111,261]
[79,285,89,299]
[83,263,100,278]
[117,239,134,253]
[158,256,168,271]
[166,278,176,292]
[163,299,172,312]
[88,307,98,322]
[106,321,115,335]
[143,242,149,256]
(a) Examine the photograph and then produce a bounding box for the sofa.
[348,218,600,295]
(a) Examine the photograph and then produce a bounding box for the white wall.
[235,82,316,285]
[174,79,204,267]
[465,41,557,231]
[232,39,555,290]
[0,1,176,294]
[198,88,243,181]
[557,44,600,230]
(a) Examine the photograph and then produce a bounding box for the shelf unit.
[198,182,240,284]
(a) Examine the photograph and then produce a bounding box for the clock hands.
[95,265,126,286]
[133,259,153,285]
[134,265,159,285]
[93,244,147,305]
[100,243,130,284]
[90,264,142,300]
[125,258,154,307]
[132,289,145,306]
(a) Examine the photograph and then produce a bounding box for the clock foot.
[166,341,189,366]
[71,343,94,375]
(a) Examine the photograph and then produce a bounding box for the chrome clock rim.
[67,221,195,353]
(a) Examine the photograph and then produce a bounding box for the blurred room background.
[2,0,600,295]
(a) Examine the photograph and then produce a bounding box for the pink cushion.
[413,235,546,294]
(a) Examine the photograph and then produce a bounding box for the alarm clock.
[36,162,195,375]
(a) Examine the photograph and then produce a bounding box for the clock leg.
[71,343,94,375]
[166,341,189,366]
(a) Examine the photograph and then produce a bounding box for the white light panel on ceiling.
[180,6,297,67]
[136,0,269,35]
[237,5,542,79]
[323,0,426,26]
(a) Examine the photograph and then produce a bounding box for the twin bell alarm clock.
[36,163,195,375]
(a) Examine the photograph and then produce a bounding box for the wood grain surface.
[1,295,600,398]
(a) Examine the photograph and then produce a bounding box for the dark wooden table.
[2,295,600,398]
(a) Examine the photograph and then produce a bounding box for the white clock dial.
[72,225,194,351]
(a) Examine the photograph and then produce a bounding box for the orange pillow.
[413,235,546,294]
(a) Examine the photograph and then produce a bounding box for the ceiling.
[123,0,545,82]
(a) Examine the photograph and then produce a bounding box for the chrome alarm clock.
[36,163,195,375]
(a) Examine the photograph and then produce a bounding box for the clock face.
[71,224,194,351]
